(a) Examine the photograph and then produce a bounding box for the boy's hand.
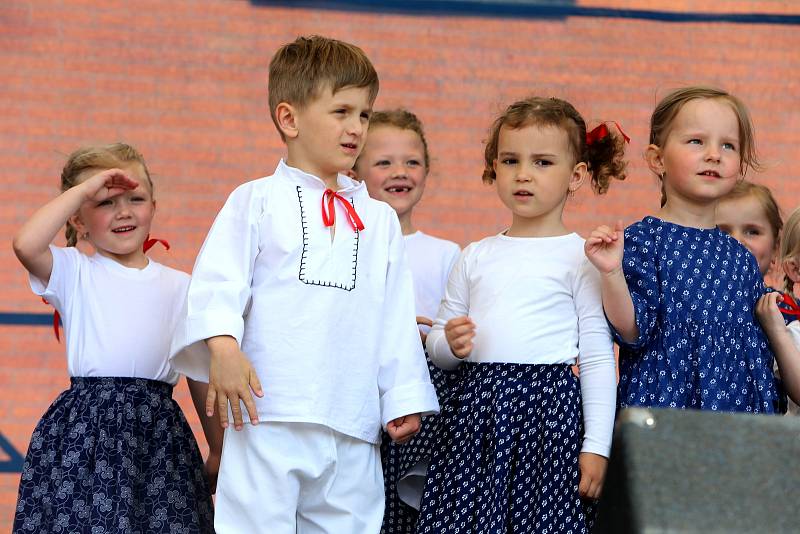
[445,316,475,358]
[204,451,221,494]
[585,220,625,275]
[578,452,608,500]
[80,168,140,203]
[416,316,433,345]
[387,413,421,444]
[205,336,264,431]
[756,292,790,338]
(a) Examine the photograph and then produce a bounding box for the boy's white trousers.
[214,421,385,533]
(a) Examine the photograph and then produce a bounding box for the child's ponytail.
[585,122,628,195]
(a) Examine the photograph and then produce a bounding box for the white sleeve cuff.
[381,381,440,427]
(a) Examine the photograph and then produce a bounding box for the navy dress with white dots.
[616,216,777,413]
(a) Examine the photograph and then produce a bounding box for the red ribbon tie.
[321,189,365,232]
[586,121,631,146]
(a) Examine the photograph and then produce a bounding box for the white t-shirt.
[426,232,616,456]
[30,246,191,385]
[171,160,439,445]
[404,231,460,321]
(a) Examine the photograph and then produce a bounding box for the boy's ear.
[783,257,800,284]
[344,169,358,180]
[645,144,665,177]
[569,162,587,193]
[275,102,299,139]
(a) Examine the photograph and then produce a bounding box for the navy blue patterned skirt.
[416,362,595,534]
[381,354,460,533]
[14,377,214,534]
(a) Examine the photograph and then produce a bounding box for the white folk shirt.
[426,232,616,456]
[31,246,188,385]
[171,160,439,444]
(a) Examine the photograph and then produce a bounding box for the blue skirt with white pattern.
[13,377,214,534]
[416,362,595,534]
[381,354,460,533]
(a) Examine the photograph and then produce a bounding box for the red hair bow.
[586,121,631,146]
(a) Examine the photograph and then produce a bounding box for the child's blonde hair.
[781,207,800,292]
[268,35,379,141]
[482,96,627,194]
[721,180,782,244]
[650,86,761,207]
[61,142,151,247]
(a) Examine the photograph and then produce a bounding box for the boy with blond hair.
[171,35,439,533]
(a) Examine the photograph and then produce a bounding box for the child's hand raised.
[585,220,625,275]
[205,335,264,431]
[756,292,790,337]
[387,413,421,444]
[445,316,475,359]
[79,168,141,203]
[578,452,608,500]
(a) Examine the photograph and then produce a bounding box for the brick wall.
[1,0,798,527]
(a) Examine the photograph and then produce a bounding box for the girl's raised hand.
[756,292,789,337]
[445,316,475,359]
[79,168,140,203]
[585,220,625,275]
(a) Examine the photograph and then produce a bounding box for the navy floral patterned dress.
[616,216,777,412]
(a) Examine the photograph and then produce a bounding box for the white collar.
[276,159,365,196]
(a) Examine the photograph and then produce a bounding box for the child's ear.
[569,162,587,193]
[275,102,299,139]
[344,169,358,180]
[69,214,85,236]
[645,144,665,178]
[783,257,800,285]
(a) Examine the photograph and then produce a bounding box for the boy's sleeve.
[170,184,261,380]
[426,246,471,370]
[612,224,660,350]
[377,216,439,426]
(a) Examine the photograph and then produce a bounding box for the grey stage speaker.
[595,407,800,533]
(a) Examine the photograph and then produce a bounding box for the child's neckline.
[498,230,578,240]
[91,252,157,277]
[644,215,720,233]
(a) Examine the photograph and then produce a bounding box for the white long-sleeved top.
[171,160,439,444]
[426,232,616,456]
[404,231,460,321]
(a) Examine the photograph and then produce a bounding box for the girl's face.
[492,123,584,235]
[651,98,742,207]
[354,126,428,219]
[715,194,777,276]
[73,163,155,267]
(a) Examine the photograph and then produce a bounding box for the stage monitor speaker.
[595,407,800,534]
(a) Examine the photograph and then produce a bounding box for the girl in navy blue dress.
[417,97,626,533]
[12,143,218,533]
[585,86,778,413]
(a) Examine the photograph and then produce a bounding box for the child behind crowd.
[12,143,216,533]
[351,109,460,533]
[417,97,624,532]
[757,207,800,413]
[170,36,438,533]
[586,86,778,413]
[715,181,794,414]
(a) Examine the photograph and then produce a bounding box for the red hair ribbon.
[45,235,172,342]
[586,121,631,146]
[143,235,170,253]
[321,189,365,232]
[778,292,800,317]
